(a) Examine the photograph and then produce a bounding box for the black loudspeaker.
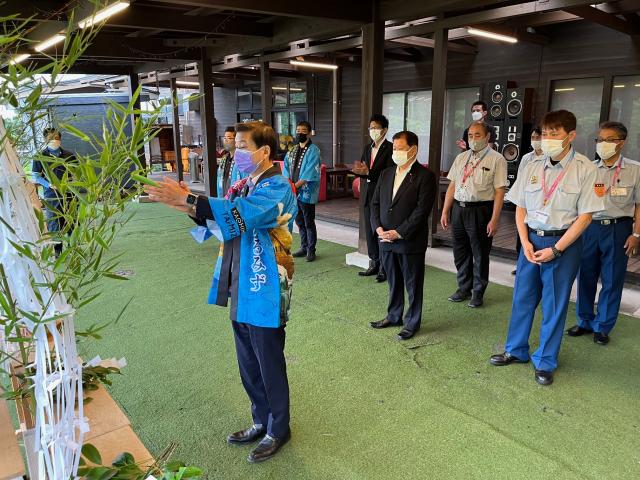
[505,88,534,122]
[486,119,504,152]
[486,82,507,121]
[502,118,532,188]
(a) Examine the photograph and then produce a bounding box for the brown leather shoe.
[247,431,291,463]
[227,425,266,445]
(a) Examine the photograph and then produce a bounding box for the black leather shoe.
[306,251,316,262]
[594,332,610,345]
[375,272,386,283]
[227,425,266,445]
[369,318,399,329]
[534,369,553,386]
[396,329,415,341]
[358,264,379,277]
[292,249,306,258]
[511,269,517,276]
[247,431,291,463]
[489,352,528,366]
[448,290,471,302]
[566,325,593,337]
[468,293,483,308]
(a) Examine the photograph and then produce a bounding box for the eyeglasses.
[594,138,624,143]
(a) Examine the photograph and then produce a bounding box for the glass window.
[289,81,307,105]
[237,88,251,110]
[252,89,262,109]
[442,87,480,172]
[382,93,405,139]
[406,91,432,164]
[550,77,604,159]
[609,75,640,161]
[272,84,288,107]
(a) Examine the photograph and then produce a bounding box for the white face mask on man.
[530,140,542,152]
[471,111,484,122]
[369,128,383,142]
[392,147,415,166]
[596,141,619,160]
[469,138,488,152]
[541,136,570,159]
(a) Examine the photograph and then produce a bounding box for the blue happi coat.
[216,152,246,198]
[192,166,297,328]
[283,142,321,204]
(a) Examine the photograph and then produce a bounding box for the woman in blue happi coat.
[145,121,297,463]
[283,120,321,262]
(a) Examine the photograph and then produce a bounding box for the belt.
[455,200,494,208]
[594,216,633,225]
[528,227,568,237]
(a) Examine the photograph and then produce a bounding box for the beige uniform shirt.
[591,156,640,220]
[506,149,604,230]
[447,146,508,202]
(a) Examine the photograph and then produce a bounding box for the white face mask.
[541,136,570,159]
[471,111,483,122]
[596,141,618,161]
[469,138,488,152]
[369,128,383,142]
[531,140,542,152]
[47,139,61,150]
[392,149,413,166]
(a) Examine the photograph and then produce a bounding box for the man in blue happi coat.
[283,120,321,262]
[146,121,297,463]
[217,126,245,198]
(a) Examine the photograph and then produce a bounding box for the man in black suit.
[353,114,394,282]
[369,131,437,340]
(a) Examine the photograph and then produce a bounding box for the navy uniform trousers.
[577,218,633,335]
[295,200,317,254]
[505,232,583,372]
[232,321,290,438]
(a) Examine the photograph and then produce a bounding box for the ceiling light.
[554,88,575,92]
[467,27,517,44]
[78,1,130,29]
[272,86,287,91]
[34,34,66,52]
[9,54,30,65]
[176,80,200,87]
[613,84,625,88]
[290,60,338,70]
[635,84,640,87]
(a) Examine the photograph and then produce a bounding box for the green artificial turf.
[76,203,640,480]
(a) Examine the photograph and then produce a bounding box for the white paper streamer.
[0,118,85,479]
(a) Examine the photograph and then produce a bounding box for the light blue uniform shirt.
[506,149,605,230]
[517,150,547,176]
[591,156,640,220]
[447,146,508,202]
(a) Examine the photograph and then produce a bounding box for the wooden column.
[332,68,340,167]
[260,61,272,124]
[199,50,217,197]
[357,3,384,254]
[169,77,184,182]
[127,71,146,170]
[427,27,448,247]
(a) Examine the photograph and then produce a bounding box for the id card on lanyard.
[461,148,491,187]
[609,156,627,196]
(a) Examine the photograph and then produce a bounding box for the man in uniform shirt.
[567,121,640,345]
[441,122,508,307]
[490,110,604,386]
[353,114,394,282]
[283,120,321,262]
[217,126,242,198]
[456,101,497,151]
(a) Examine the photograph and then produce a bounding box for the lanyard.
[541,150,575,206]
[461,148,490,185]
[609,156,623,190]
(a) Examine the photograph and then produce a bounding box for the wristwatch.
[633,232,640,239]
[551,246,563,258]
[185,193,198,207]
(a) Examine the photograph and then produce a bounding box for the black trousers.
[295,200,317,253]
[363,202,380,264]
[232,321,290,439]
[451,201,494,295]
[381,250,425,333]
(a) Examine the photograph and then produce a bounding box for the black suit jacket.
[356,139,394,207]
[371,161,437,254]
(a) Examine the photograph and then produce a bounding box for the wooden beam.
[565,6,640,35]
[144,0,372,22]
[428,27,448,246]
[260,61,272,123]
[389,36,477,54]
[198,50,218,197]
